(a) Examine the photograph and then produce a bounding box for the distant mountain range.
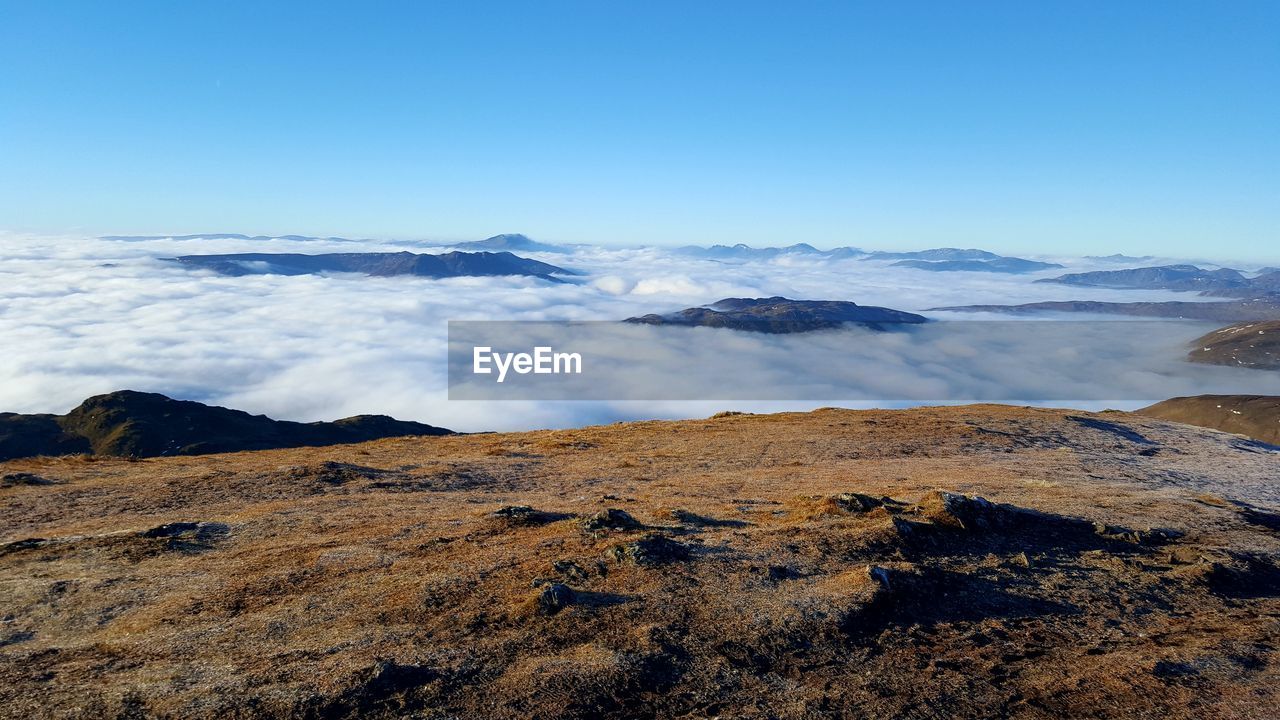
[931,298,1280,322]
[104,233,366,243]
[167,251,575,281]
[1188,321,1280,370]
[891,257,1063,274]
[0,390,452,461]
[674,243,864,260]
[1037,264,1280,298]
[1085,254,1157,263]
[671,244,1063,273]
[865,248,1003,261]
[450,233,570,253]
[624,296,928,333]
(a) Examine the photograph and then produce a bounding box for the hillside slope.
[1137,395,1280,445]
[1,405,1278,719]
[1188,321,1280,370]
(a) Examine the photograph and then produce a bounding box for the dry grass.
[1,404,1279,719]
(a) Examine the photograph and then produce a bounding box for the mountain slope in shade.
[1188,321,1280,370]
[625,296,928,333]
[1136,394,1280,445]
[891,257,1064,273]
[167,250,574,281]
[0,391,452,461]
[3,405,1279,718]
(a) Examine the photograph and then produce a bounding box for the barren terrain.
[2,405,1279,719]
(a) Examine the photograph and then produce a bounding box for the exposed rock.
[1198,554,1280,599]
[766,565,798,582]
[535,583,577,615]
[914,491,1012,531]
[581,508,643,532]
[493,505,550,525]
[867,565,893,591]
[826,492,885,513]
[0,472,56,487]
[139,521,229,540]
[552,560,591,582]
[606,534,691,566]
[1093,523,1184,546]
[138,522,230,553]
[0,538,48,556]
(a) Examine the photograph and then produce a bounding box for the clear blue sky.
[1,1,1277,259]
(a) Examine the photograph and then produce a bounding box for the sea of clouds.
[2,231,1276,432]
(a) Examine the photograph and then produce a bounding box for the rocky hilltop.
[0,391,452,461]
[625,297,928,333]
[1,404,1278,718]
[168,250,574,281]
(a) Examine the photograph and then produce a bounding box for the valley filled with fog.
[2,231,1275,431]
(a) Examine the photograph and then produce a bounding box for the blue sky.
[1,1,1277,259]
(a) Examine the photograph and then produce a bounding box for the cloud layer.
[1,232,1269,431]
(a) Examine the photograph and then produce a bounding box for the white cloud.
[0,231,1267,432]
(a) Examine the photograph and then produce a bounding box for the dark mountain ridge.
[0,391,452,461]
[625,296,928,333]
[1037,264,1280,298]
[167,250,574,281]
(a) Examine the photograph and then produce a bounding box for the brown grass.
[1,404,1279,719]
